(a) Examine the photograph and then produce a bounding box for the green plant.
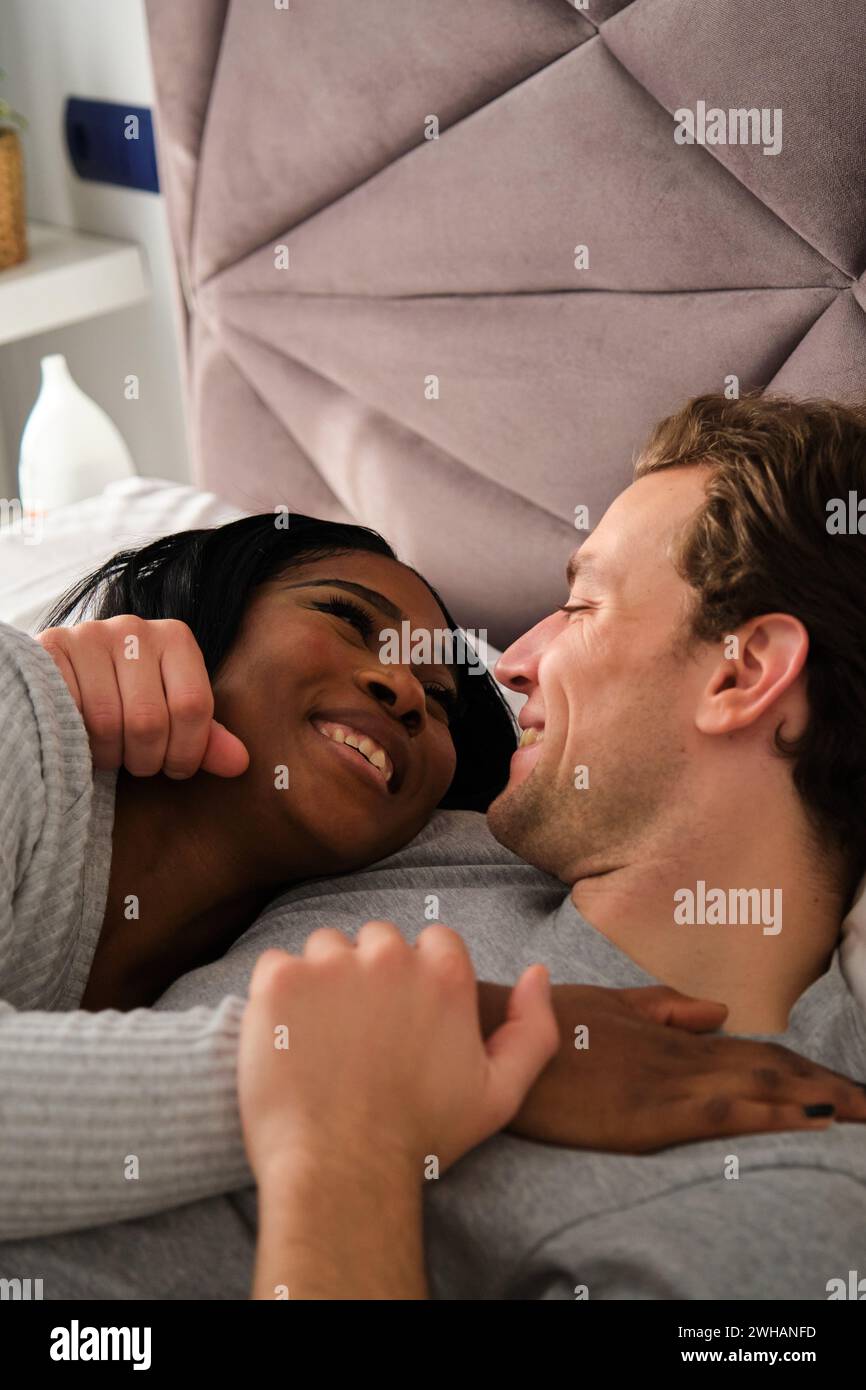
[0,68,27,132]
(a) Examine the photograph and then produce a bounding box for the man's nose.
[494,614,559,692]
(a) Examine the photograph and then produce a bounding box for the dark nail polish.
[804,1103,835,1118]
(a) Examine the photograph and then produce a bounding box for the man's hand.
[239,922,558,1183]
[237,922,558,1299]
[37,616,249,778]
[478,981,866,1150]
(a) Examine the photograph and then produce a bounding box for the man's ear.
[695,614,809,738]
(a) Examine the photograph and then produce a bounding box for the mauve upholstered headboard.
[144,0,866,650]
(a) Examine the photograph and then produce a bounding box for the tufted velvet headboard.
[144,0,866,650]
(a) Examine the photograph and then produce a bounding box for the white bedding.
[0,477,245,633]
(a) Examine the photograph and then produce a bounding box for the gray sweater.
[0,620,251,1237]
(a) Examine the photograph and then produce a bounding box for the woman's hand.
[37,615,249,778]
[478,981,866,1150]
[238,921,559,1188]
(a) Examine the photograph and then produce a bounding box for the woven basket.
[0,127,27,270]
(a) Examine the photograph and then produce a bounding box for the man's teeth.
[312,721,394,783]
[519,728,545,747]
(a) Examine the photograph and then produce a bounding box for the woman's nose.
[358,668,426,733]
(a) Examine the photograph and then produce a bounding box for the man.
[236,390,866,1297]
[4,392,866,1299]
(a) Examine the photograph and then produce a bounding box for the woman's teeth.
[519,728,544,747]
[312,720,394,783]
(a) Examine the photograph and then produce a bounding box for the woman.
[39,513,515,1011]
[1,512,857,1245]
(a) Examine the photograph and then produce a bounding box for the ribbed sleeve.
[0,994,252,1237]
[0,622,254,1237]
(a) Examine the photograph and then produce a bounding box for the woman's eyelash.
[424,683,459,716]
[316,595,460,717]
[559,602,590,615]
[315,595,376,639]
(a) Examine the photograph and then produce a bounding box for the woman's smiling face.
[210,551,460,877]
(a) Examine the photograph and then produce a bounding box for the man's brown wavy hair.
[635,392,866,902]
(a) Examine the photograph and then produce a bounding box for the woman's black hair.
[41,513,517,812]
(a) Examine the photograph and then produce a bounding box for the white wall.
[0,0,190,496]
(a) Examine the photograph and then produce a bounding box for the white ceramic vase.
[19,354,136,513]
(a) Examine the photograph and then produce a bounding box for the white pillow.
[0,477,246,634]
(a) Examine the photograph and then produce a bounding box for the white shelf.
[0,221,149,347]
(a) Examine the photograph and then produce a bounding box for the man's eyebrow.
[565,552,604,587]
[280,578,403,624]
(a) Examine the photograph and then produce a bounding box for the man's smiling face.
[487,466,712,884]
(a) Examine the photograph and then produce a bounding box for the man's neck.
[569,806,844,1034]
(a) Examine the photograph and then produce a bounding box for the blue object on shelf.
[65,97,159,193]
